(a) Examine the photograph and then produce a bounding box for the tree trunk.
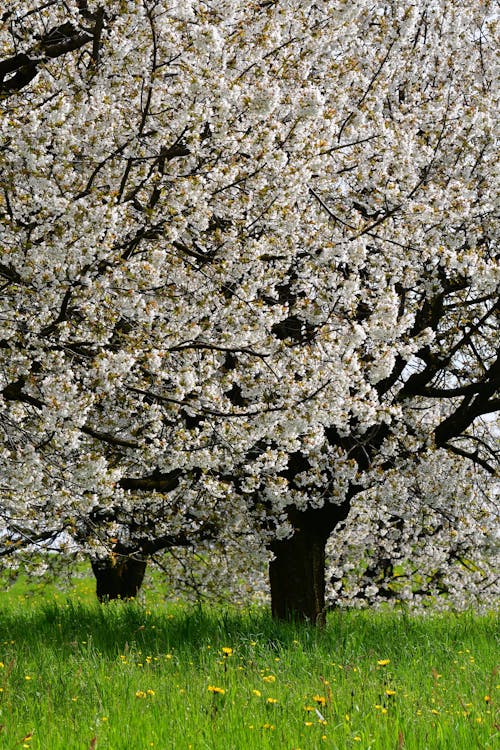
[91,549,147,601]
[269,501,352,624]
[269,528,327,624]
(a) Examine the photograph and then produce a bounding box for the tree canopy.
[1,0,498,618]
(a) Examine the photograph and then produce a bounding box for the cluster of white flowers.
[0,0,498,612]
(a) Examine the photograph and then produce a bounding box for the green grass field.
[0,580,498,749]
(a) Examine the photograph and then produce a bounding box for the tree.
[1,0,498,619]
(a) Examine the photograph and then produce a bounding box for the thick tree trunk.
[270,528,327,624]
[269,501,352,624]
[91,550,147,601]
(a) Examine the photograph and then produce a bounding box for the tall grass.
[0,590,498,749]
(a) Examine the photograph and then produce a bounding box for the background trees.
[1,0,498,619]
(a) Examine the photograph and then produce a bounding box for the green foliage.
[0,589,498,749]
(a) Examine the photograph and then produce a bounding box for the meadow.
[0,576,498,750]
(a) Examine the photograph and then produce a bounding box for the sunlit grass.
[0,586,498,749]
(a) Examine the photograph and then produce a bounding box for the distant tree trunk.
[269,501,351,624]
[91,547,147,601]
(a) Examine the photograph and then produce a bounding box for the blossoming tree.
[1,0,498,619]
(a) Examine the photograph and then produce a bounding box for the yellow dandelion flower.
[252,689,261,697]
[385,689,396,696]
[266,697,278,704]
[262,723,275,730]
[305,721,314,727]
[484,695,491,703]
[221,647,233,656]
[135,690,147,699]
[313,695,326,706]
[262,674,276,683]
[146,689,155,696]
[24,676,32,681]
[377,659,390,666]
[207,685,225,695]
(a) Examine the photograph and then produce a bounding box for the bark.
[91,549,147,601]
[269,527,328,625]
[269,501,351,624]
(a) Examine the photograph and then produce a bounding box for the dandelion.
[385,689,396,696]
[147,689,155,696]
[252,689,262,697]
[305,721,314,727]
[266,697,278,704]
[207,685,225,695]
[135,690,147,699]
[313,695,326,706]
[377,659,390,666]
[221,647,233,656]
[24,676,32,681]
[484,695,491,703]
[262,674,276,683]
[262,723,275,730]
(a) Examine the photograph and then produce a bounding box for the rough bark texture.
[91,550,147,601]
[269,528,328,625]
[269,501,351,624]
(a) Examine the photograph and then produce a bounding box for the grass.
[0,583,498,749]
